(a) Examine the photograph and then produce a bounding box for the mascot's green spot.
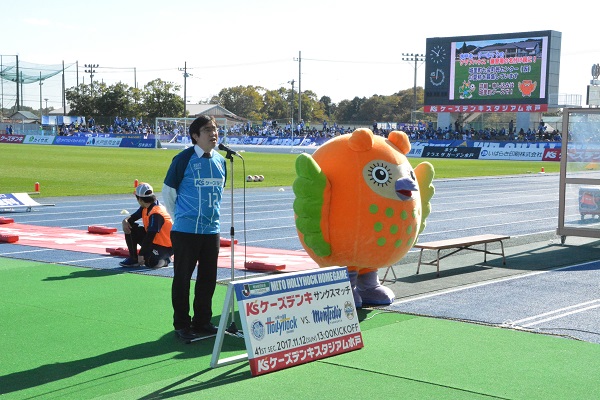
[385,207,394,218]
[377,237,386,246]
[369,204,378,214]
[389,224,398,234]
[394,239,402,248]
[374,222,383,232]
[406,225,413,235]
[401,210,408,220]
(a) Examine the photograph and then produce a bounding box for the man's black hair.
[136,194,157,204]
[188,115,216,144]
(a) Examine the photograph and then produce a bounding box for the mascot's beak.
[395,177,418,200]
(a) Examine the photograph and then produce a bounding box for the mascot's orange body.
[293,128,434,307]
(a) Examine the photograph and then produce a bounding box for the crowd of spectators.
[240,119,352,138]
[34,115,562,143]
[56,116,155,136]
[244,119,563,143]
[397,125,562,142]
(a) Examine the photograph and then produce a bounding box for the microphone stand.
[189,146,244,343]
[223,148,243,338]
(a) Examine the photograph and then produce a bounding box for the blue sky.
[2,0,598,111]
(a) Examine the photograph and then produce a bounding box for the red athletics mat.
[0,223,319,273]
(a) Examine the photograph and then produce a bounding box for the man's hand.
[122,218,131,234]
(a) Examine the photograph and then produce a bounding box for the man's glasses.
[200,125,218,134]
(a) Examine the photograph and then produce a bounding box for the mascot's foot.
[348,270,362,309]
[356,271,395,306]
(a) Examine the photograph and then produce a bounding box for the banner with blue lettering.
[232,266,363,376]
[119,138,156,148]
[53,136,88,146]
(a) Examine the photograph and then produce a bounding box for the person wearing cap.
[162,115,227,340]
[119,182,174,269]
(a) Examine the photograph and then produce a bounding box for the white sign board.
[211,267,363,376]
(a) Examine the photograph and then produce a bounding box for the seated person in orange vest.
[119,182,173,268]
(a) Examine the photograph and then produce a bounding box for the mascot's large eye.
[368,163,391,186]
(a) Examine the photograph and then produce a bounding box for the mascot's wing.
[414,161,435,235]
[292,153,331,257]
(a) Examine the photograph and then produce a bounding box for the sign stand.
[210,284,249,367]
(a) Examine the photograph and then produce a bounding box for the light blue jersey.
[164,146,227,234]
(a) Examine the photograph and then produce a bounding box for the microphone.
[218,143,242,157]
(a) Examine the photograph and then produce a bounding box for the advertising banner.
[85,137,123,147]
[422,146,481,159]
[478,147,545,161]
[119,138,156,148]
[53,136,88,146]
[228,267,362,376]
[23,135,55,145]
[0,134,25,144]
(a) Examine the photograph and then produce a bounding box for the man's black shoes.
[174,328,199,340]
[119,258,139,267]
[175,323,218,340]
[192,322,218,335]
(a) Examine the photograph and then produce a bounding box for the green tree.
[141,79,183,120]
[394,88,420,122]
[65,83,98,116]
[261,87,290,122]
[319,96,333,119]
[357,95,392,122]
[334,97,366,122]
[216,85,264,121]
[298,90,326,125]
[95,82,139,117]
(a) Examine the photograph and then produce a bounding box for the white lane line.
[392,270,549,305]
[512,300,600,327]
[57,256,118,263]
[391,260,600,305]
[0,248,57,255]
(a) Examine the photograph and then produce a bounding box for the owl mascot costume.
[293,128,434,308]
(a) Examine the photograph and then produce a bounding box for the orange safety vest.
[142,205,173,248]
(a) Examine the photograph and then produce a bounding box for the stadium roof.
[186,103,246,123]
[9,110,40,123]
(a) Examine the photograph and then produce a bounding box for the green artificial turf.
[2,257,599,400]
[0,143,560,197]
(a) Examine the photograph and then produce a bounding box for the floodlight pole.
[15,55,19,111]
[402,53,425,122]
[84,63,99,96]
[1,55,3,118]
[20,71,23,109]
[288,79,295,147]
[178,62,193,142]
[39,72,43,118]
[293,51,301,128]
[178,62,191,118]
[62,61,66,114]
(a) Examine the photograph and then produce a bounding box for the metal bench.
[383,234,510,281]
[414,234,510,277]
